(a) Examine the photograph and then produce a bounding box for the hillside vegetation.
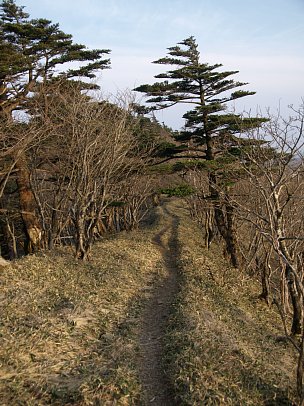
[0,198,298,405]
[1,1,303,403]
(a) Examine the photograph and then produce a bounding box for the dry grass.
[0,211,165,405]
[0,198,299,405]
[164,199,298,405]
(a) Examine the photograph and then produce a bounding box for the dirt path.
[138,203,180,405]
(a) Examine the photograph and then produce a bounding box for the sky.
[17,0,304,129]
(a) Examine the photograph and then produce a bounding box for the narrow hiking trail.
[138,202,180,405]
[1,197,298,405]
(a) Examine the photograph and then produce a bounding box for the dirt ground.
[0,197,298,405]
[138,204,180,405]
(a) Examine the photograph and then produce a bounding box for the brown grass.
[164,199,298,405]
[0,214,165,405]
[0,198,299,405]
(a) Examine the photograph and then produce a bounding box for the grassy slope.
[0,198,299,405]
[165,199,297,405]
[0,210,166,405]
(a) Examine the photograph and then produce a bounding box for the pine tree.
[135,36,266,158]
[0,0,110,115]
[135,36,267,267]
[0,0,110,255]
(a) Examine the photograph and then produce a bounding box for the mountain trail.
[138,202,180,405]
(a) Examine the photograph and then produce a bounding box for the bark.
[73,211,98,260]
[205,132,215,160]
[74,212,87,260]
[0,218,17,259]
[214,202,239,268]
[257,257,271,305]
[204,208,214,249]
[208,173,239,268]
[48,207,57,250]
[225,203,239,268]
[15,154,42,254]
[286,265,302,336]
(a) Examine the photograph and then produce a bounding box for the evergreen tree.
[134,36,266,160]
[0,0,110,255]
[135,36,267,267]
[0,0,110,115]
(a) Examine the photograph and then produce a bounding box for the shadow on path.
[138,203,180,405]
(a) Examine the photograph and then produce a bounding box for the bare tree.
[0,115,49,256]
[27,82,151,259]
[231,105,304,401]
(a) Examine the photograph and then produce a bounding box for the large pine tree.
[134,36,266,159]
[0,0,110,115]
[0,0,110,255]
[135,36,267,267]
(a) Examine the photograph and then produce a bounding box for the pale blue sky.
[19,0,304,128]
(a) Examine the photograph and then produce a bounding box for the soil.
[138,203,180,405]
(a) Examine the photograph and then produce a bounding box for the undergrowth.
[0,211,164,405]
[164,199,297,405]
[0,198,299,405]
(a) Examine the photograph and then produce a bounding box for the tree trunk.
[48,207,57,250]
[73,211,97,261]
[204,207,214,249]
[225,203,239,268]
[257,257,271,305]
[208,173,239,268]
[0,218,17,259]
[15,154,42,254]
[213,201,239,268]
[74,212,87,260]
[285,264,302,336]
[281,270,291,315]
[204,125,215,161]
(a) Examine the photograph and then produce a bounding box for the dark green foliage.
[132,116,163,150]
[155,142,187,157]
[0,0,110,114]
[108,201,126,208]
[159,184,195,197]
[134,37,270,269]
[132,115,177,155]
[134,36,267,160]
[147,163,177,174]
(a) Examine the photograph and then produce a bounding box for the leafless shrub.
[231,105,304,401]
[27,82,152,259]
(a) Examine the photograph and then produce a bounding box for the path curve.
[138,202,180,405]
